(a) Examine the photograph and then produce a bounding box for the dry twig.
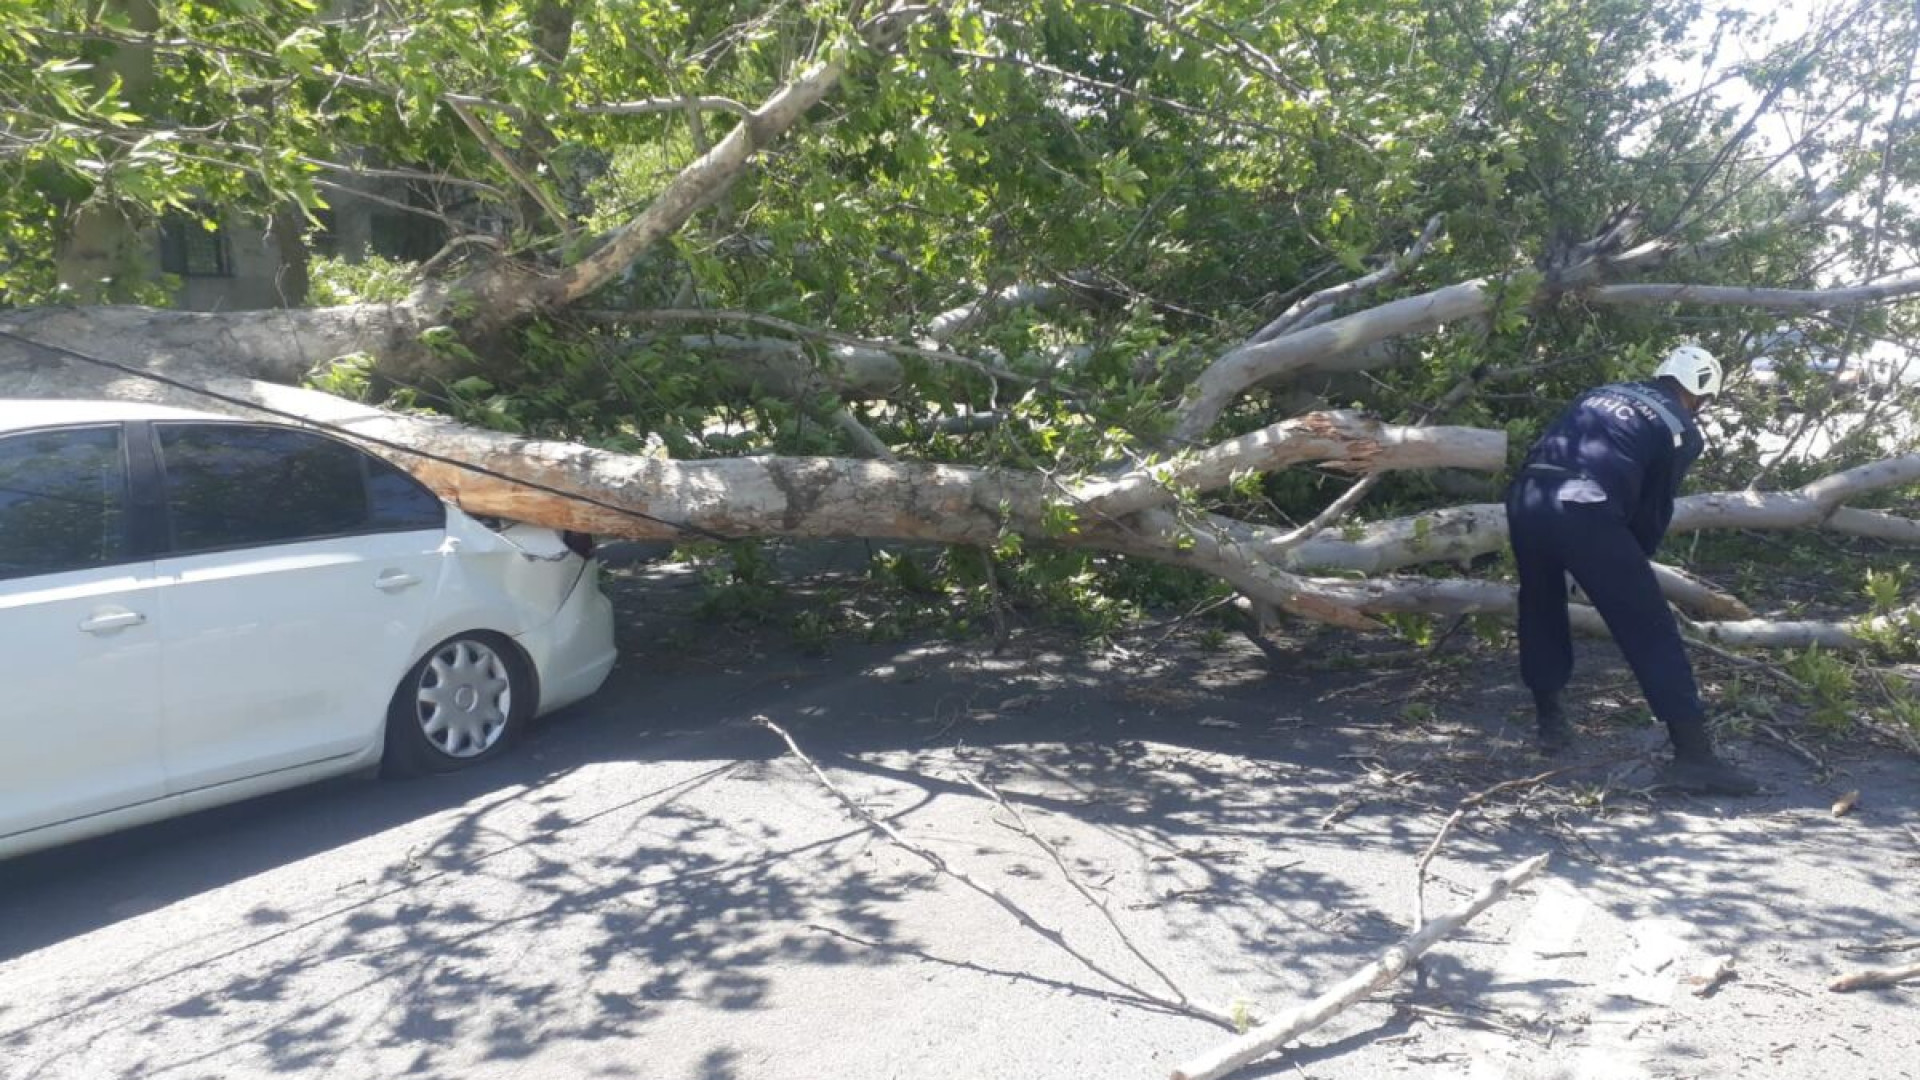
[755,715,1237,1029]
[957,771,1194,1008]
[1413,759,1628,932]
[1755,719,1827,772]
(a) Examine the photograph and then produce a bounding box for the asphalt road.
[3,559,1917,1080]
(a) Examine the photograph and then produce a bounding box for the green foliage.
[307,254,417,305]
[1785,647,1857,733]
[1879,679,1920,736]
[688,541,786,625]
[1380,612,1436,648]
[789,609,836,655]
[304,352,376,401]
[1864,564,1909,615]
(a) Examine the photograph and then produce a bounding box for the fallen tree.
[4,0,1919,656]
[7,344,1912,648]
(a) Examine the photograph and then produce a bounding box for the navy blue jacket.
[1516,380,1704,556]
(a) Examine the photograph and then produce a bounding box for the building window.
[308,209,340,258]
[159,208,232,277]
[368,208,446,262]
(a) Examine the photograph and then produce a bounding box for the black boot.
[1657,752,1760,796]
[1535,699,1573,755]
[1659,718,1759,796]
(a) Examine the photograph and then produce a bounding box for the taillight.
[563,531,596,559]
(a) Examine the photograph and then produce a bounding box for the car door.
[0,423,165,840]
[150,422,449,793]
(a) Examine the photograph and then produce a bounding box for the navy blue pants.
[1506,477,1711,756]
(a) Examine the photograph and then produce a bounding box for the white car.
[0,400,618,859]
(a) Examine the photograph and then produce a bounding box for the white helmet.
[1654,344,1723,398]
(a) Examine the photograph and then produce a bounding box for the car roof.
[0,399,228,433]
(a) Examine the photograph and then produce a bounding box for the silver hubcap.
[416,639,513,758]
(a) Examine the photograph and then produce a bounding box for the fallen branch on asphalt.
[754,715,1237,1029]
[1170,853,1550,1080]
[1827,960,1920,992]
[1839,939,1920,955]
[957,770,1197,1011]
[1413,759,1632,932]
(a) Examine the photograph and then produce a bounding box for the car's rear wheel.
[382,632,532,777]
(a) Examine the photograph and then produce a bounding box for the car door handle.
[79,609,147,634]
[375,571,422,592]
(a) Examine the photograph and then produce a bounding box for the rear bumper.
[515,562,617,716]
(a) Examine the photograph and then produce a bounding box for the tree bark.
[0,304,418,386]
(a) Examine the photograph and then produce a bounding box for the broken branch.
[755,715,1236,1029]
[1172,853,1550,1080]
[957,772,1196,1009]
[1827,961,1920,992]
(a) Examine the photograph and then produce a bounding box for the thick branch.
[1587,273,1920,312]
[10,334,1900,649]
[1286,456,1920,575]
[0,305,419,387]
[1170,277,1495,444]
[924,283,1064,343]
[1170,187,1847,444]
[1275,572,1905,651]
[437,9,929,343]
[1074,412,1504,518]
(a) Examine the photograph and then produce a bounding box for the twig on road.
[755,715,1239,1030]
[1318,796,1366,831]
[1171,854,1551,1080]
[958,770,1196,1009]
[1828,960,1920,992]
[1755,719,1827,772]
[1413,759,1631,932]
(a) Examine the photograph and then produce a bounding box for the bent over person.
[1505,345,1758,796]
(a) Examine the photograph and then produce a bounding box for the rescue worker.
[1505,344,1760,795]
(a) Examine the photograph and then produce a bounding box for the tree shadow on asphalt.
[1,558,1915,1078]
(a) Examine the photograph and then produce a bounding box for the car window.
[159,424,370,552]
[0,425,130,580]
[366,454,446,531]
